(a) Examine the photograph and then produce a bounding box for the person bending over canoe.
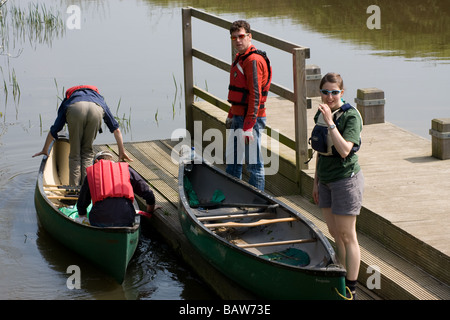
[32,85,132,186]
[77,151,159,227]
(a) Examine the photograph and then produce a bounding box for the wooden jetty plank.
[133,140,180,179]
[126,143,179,202]
[356,123,450,255]
[95,141,183,205]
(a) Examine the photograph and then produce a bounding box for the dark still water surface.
[0,0,448,299]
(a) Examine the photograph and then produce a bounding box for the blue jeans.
[226,116,266,190]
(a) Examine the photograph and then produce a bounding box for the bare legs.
[322,208,360,281]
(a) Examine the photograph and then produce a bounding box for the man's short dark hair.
[230,20,251,34]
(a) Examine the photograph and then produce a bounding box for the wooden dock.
[94,97,449,300]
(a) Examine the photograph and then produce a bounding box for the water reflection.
[146,0,449,62]
[36,227,125,299]
[34,224,201,300]
[1,1,65,122]
[0,2,65,52]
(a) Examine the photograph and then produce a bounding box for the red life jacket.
[65,85,100,99]
[86,160,134,205]
[227,47,272,116]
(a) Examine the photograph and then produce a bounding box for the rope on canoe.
[334,287,353,300]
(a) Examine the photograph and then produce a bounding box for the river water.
[0,0,448,300]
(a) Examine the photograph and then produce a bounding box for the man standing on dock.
[225,20,272,191]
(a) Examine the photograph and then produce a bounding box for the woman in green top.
[312,73,364,299]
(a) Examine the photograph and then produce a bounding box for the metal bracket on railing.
[429,129,450,140]
[354,98,386,106]
[306,74,322,81]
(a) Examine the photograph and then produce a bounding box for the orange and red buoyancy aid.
[227,46,272,130]
[65,85,100,99]
[86,160,134,205]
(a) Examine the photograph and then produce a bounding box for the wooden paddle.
[204,217,297,228]
[236,238,317,248]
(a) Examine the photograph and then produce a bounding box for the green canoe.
[178,158,347,299]
[34,137,140,284]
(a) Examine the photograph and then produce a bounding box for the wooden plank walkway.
[93,97,450,299]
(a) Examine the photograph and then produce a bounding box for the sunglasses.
[230,33,249,41]
[320,89,342,96]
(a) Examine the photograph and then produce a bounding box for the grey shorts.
[318,171,364,216]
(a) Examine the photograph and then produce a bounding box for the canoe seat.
[197,211,274,221]
[44,185,80,204]
[44,185,80,192]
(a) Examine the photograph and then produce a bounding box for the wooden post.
[430,118,450,160]
[293,48,308,175]
[306,65,321,97]
[182,8,194,136]
[354,88,385,125]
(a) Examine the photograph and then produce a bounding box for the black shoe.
[346,289,357,300]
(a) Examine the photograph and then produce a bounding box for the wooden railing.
[182,7,311,172]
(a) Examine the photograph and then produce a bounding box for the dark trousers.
[89,197,136,227]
